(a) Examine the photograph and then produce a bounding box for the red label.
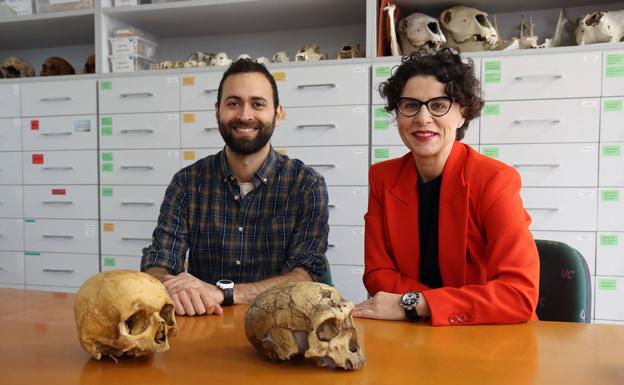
[32,154,44,164]
[31,120,39,130]
[51,188,66,195]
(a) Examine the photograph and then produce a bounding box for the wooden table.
[0,288,622,385]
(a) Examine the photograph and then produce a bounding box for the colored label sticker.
[598,279,617,290]
[484,72,501,83]
[101,152,113,161]
[101,117,112,126]
[375,67,391,78]
[181,76,195,86]
[374,148,390,159]
[32,154,44,164]
[603,99,623,112]
[374,120,390,130]
[51,188,66,195]
[482,147,499,158]
[101,127,113,136]
[484,60,501,71]
[183,113,196,123]
[601,190,620,201]
[606,53,624,66]
[30,120,39,130]
[100,81,112,90]
[374,107,390,118]
[600,234,618,246]
[183,151,196,161]
[25,252,40,256]
[276,149,287,155]
[602,144,621,157]
[103,257,116,267]
[103,223,115,232]
[606,66,624,77]
[272,72,286,81]
[101,187,113,197]
[102,163,114,172]
[483,104,500,116]
[24,219,36,223]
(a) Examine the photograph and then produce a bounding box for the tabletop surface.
[0,288,623,385]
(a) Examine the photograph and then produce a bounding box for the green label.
[101,152,113,161]
[374,120,390,130]
[374,107,390,118]
[484,72,501,83]
[374,148,390,159]
[484,60,501,71]
[606,66,624,78]
[103,257,116,267]
[101,187,113,197]
[482,147,499,158]
[24,219,35,223]
[598,278,617,290]
[102,163,114,172]
[603,99,623,112]
[375,66,391,78]
[100,81,112,90]
[601,190,621,202]
[101,117,112,126]
[606,54,624,66]
[101,127,113,136]
[600,234,619,246]
[25,252,40,256]
[483,104,500,116]
[602,144,621,157]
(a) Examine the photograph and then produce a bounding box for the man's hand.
[162,272,224,316]
[353,291,405,320]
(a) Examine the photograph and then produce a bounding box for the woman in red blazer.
[353,48,539,325]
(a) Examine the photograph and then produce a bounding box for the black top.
[418,174,443,289]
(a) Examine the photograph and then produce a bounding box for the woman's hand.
[353,291,405,320]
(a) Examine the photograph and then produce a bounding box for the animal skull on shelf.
[398,13,446,54]
[237,54,252,61]
[440,6,500,52]
[212,52,233,66]
[245,281,366,370]
[336,43,364,59]
[0,56,35,78]
[271,51,291,63]
[74,270,177,362]
[255,56,270,64]
[40,56,75,76]
[186,52,214,66]
[576,10,624,45]
[83,54,95,74]
[295,45,328,61]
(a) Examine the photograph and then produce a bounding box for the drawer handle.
[42,166,74,171]
[121,236,152,241]
[42,234,75,239]
[297,124,336,129]
[328,244,336,248]
[308,164,336,169]
[0,233,3,237]
[120,92,154,98]
[203,89,218,94]
[513,163,561,168]
[42,268,75,273]
[42,200,74,205]
[297,83,337,89]
[513,119,561,125]
[328,204,336,208]
[40,97,72,102]
[513,74,563,81]
[121,201,155,206]
[120,165,155,170]
[203,127,218,131]
[41,131,73,136]
[120,128,155,134]
[525,207,559,212]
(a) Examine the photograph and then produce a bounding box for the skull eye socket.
[475,14,488,27]
[316,318,340,341]
[427,22,440,34]
[125,310,149,335]
[160,304,175,326]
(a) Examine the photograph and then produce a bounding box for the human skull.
[336,43,364,59]
[440,6,499,51]
[271,51,291,63]
[74,270,177,361]
[245,282,365,370]
[398,13,446,54]
[40,56,75,76]
[575,10,624,45]
[295,45,328,61]
[0,56,35,78]
[212,52,232,66]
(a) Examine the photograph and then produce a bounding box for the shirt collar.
[218,147,279,186]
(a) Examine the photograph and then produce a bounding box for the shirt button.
[235,260,241,265]
[234,195,239,200]
[230,176,235,180]
[238,226,243,232]
[262,178,267,183]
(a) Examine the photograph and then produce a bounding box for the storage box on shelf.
[35,0,92,13]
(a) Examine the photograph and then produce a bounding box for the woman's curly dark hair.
[379,48,483,140]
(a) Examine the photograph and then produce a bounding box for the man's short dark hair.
[217,59,279,109]
[379,48,484,140]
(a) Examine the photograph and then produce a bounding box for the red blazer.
[364,141,539,325]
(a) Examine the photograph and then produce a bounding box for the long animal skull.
[440,6,499,51]
[398,13,446,54]
[336,43,364,59]
[245,281,366,370]
[576,10,624,45]
[271,51,291,63]
[295,45,328,61]
[212,52,232,66]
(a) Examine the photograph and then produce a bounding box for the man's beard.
[218,114,276,156]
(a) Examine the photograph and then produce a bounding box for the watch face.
[217,279,234,289]
[401,292,419,306]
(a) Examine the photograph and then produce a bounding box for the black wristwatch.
[216,279,235,306]
[399,291,422,322]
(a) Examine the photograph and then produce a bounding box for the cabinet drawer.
[275,146,368,186]
[595,276,624,321]
[21,80,96,116]
[327,226,364,266]
[327,186,368,226]
[23,185,98,219]
[100,185,166,221]
[273,106,368,146]
[180,72,223,111]
[274,64,368,107]
[25,252,98,287]
[22,116,96,151]
[602,51,624,96]
[481,52,601,100]
[480,99,599,143]
[521,188,597,231]
[0,118,21,151]
[598,188,624,231]
[23,150,97,184]
[601,97,624,141]
[100,113,181,149]
[0,219,23,251]
[99,76,180,113]
[99,149,180,185]
[329,264,367,303]
[101,220,155,256]
[24,219,98,253]
[0,84,20,117]
[0,251,24,285]
[596,232,624,276]
[482,143,598,187]
[180,148,221,168]
[101,255,142,272]
[0,152,22,185]
[600,143,624,186]
[531,231,596,275]
[180,112,224,149]
[0,186,23,218]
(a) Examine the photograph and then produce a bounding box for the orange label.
[182,76,195,86]
[103,223,115,232]
[183,151,196,161]
[183,113,196,123]
[276,149,287,155]
[272,72,286,81]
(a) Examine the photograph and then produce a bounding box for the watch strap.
[222,287,234,306]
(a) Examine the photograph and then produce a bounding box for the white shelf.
[0,9,94,49]
[394,0,622,14]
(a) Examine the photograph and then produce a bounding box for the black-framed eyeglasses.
[397,96,454,117]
